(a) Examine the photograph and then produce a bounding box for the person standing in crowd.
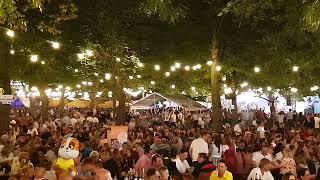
[252,142,273,167]
[174,149,191,174]
[189,131,210,165]
[247,158,274,180]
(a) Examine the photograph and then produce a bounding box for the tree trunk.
[210,36,223,131]
[89,92,97,108]
[231,92,238,112]
[59,86,66,114]
[0,38,11,131]
[39,86,49,121]
[116,81,126,125]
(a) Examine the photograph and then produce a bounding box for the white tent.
[130,92,206,111]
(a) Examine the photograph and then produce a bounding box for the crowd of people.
[0,107,319,180]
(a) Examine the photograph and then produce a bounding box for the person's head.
[259,158,272,172]
[77,157,104,180]
[217,160,227,175]
[297,168,310,180]
[282,173,296,180]
[34,160,50,179]
[178,149,188,161]
[283,147,294,159]
[197,153,208,164]
[145,147,154,158]
[151,154,163,168]
[261,142,269,155]
[145,168,160,180]
[201,131,210,141]
[158,166,169,180]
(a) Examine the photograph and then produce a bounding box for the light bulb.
[137,75,141,78]
[6,30,14,37]
[105,73,111,80]
[151,81,155,85]
[129,76,134,80]
[292,66,299,72]
[171,85,175,89]
[184,66,190,71]
[175,63,181,68]
[30,55,39,62]
[207,61,213,66]
[170,66,176,72]
[154,65,160,71]
[254,67,260,73]
[51,42,60,49]
[216,65,222,71]
[165,72,170,77]
[85,50,93,57]
[116,57,121,62]
[10,50,15,55]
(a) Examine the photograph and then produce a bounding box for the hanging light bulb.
[94,73,99,76]
[51,41,60,49]
[99,79,104,83]
[171,84,175,89]
[6,30,14,38]
[184,66,190,71]
[207,61,213,66]
[137,75,142,78]
[77,53,85,60]
[105,73,111,80]
[154,65,160,71]
[41,61,45,65]
[254,67,260,73]
[165,72,170,77]
[170,66,176,72]
[174,62,181,69]
[74,69,79,73]
[10,50,15,55]
[116,57,121,62]
[292,66,299,72]
[85,49,93,57]
[222,76,226,81]
[151,81,155,85]
[216,65,222,71]
[129,76,134,79]
[30,55,39,62]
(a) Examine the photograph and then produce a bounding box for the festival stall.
[66,100,90,108]
[130,92,206,111]
[98,101,119,109]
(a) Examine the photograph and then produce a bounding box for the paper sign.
[0,95,14,104]
[108,126,128,145]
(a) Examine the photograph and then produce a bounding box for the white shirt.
[69,118,77,126]
[171,113,176,122]
[27,127,38,135]
[247,167,274,180]
[86,116,94,123]
[211,144,229,158]
[77,116,85,124]
[257,126,265,138]
[286,112,293,120]
[275,152,283,161]
[190,138,209,161]
[234,124,242,135]
[174,157,190,173]
[314,117,320,128]
[62,116,70,125]
[277,114,285,123]
[252,151,273,167]
[92,117,99,123]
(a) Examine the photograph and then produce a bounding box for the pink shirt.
[134,154,151,171]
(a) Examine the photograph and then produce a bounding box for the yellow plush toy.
[54,137,80,175]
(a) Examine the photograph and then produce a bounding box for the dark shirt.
[192,160,216,178]
[103,159,119,178]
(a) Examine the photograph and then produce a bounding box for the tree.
[0,0,77,129]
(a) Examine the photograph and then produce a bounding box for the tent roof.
[130,92,206,111]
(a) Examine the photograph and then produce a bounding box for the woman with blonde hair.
[280,147,296,175]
